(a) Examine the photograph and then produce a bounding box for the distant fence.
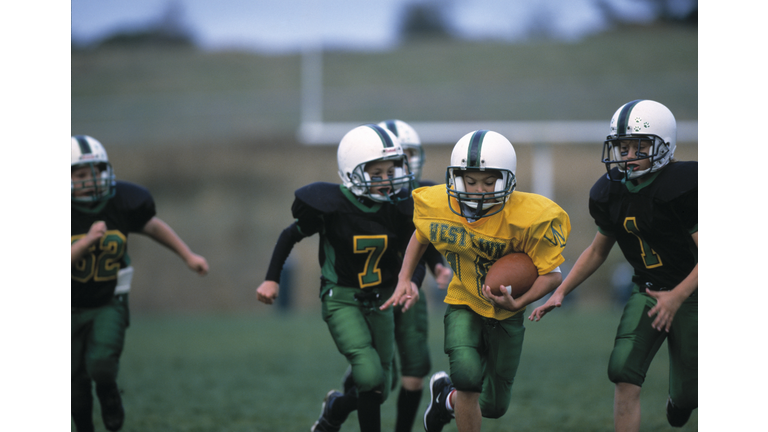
[296,120,698,198]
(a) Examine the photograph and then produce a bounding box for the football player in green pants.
[71,135,208,431]
[256,124,435,432]
[530,100,698,431]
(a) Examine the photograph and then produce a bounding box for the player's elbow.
[538,271,562,290]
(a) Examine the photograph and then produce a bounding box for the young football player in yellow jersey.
[382,130,571,432]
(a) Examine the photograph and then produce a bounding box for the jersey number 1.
[624,217,663,269]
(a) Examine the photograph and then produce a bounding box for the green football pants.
[443,304,525,419]
[72,294,130,384]
[71,294,130,424]
[322,285,395,402]
[393,289,430,379]
[608,285,698,410]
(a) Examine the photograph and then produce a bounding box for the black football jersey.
[71,181,156,308]
[292,182,417,293]
[589,161,697,290]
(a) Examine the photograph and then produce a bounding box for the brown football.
[484,253,539,297]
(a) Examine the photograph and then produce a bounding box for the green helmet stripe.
[383,120,398,137]
[368,124,396,148]
[617,99,643,136]
[74,135,92,155]
[466,130,488,168]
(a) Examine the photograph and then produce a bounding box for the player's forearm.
[398,233,429,283]
[671,263,698,298]
[670,232,698,298]
[264,223,304,282]
[519,271,562,307]
[141,217,195,261]
[557,248,609,298]
[71,238,95,265]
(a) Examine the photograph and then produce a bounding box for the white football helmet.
[446,130,517,219]
[71,135,116,203]
[378,119,424,182]
[337,124,414,203]
[602,99,677,181]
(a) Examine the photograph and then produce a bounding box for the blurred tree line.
[72,0,696,51]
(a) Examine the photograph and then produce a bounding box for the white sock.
[445,389,456,412]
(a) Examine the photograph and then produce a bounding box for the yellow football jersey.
[412,184,571,320]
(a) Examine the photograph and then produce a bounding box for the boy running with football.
[383,130,571,432]
[530,100,698,431]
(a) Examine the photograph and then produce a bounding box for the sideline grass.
[76,307,697,431]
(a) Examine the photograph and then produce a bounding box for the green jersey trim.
[624,170,662,193]
[340,185,382,213]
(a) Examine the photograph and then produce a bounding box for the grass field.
[75,308,697,432]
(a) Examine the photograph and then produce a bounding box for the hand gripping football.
[484,253,538,297]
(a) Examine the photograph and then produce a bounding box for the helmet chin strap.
[460,202,483,222]
[621,165,630,184]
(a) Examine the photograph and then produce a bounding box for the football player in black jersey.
[256,124,430,432]
[530,100,698,430]
[71,135,209,432]
[376,119,452,432]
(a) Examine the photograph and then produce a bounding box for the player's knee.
[450,367,483,393]
[670,392,697,410]
[481,403,508,419]
[607,352,643,386]
[71,377,92,400]
[87,358,119,384]
[351,362,386,393]
[400,357,431,379]
[607,364,637,385]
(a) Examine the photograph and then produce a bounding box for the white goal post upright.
[297,49,698,200]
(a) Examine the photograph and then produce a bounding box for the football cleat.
[96,383,124,431]
[423,371,454,432]
[311,390,343,432]
[665,396,693,427]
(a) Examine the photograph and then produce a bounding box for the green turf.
[77,308,697,431]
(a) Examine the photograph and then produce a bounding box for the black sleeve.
[588,176,614,236]
[115,181,157,232]
[264,222,308,283]
[423,244,444,275]
[410,259,427,289]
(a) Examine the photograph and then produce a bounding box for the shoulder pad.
[294,182,345,213]
[394,193,414,216]
[654,162,697,202]
[113,181,154,208]
[589,172,614,204]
